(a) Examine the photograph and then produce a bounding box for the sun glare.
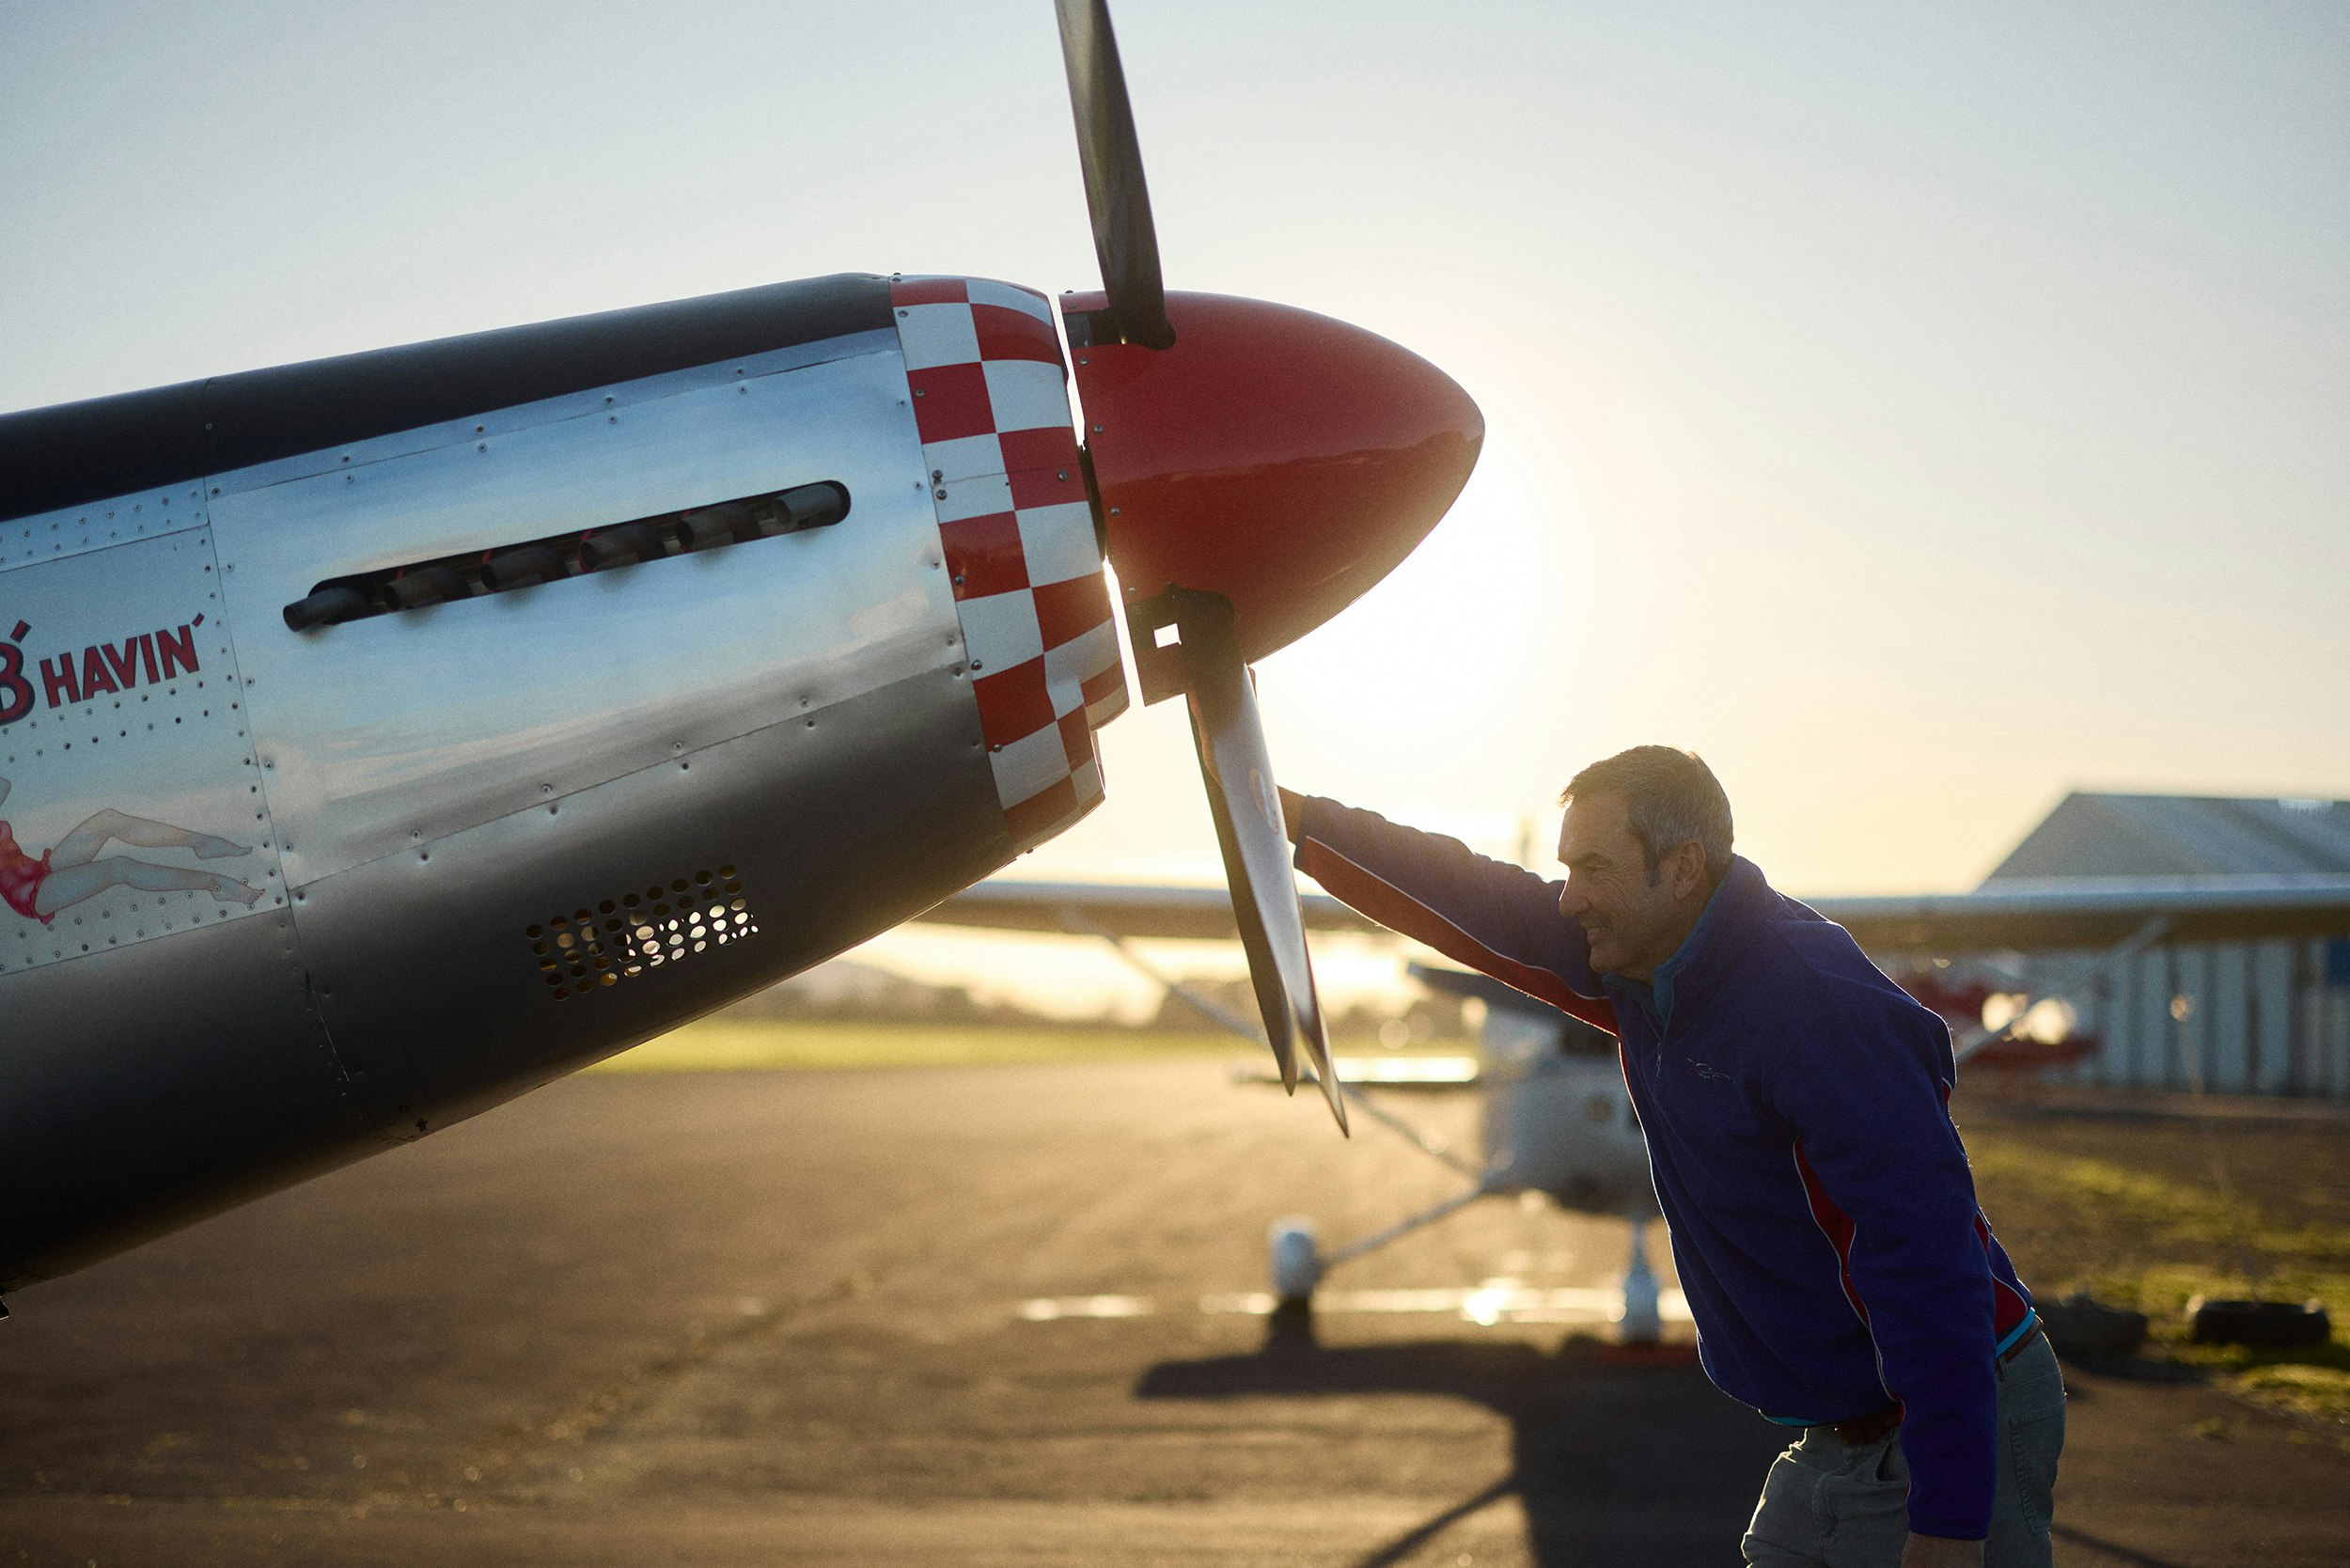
[1260,435,1543,735]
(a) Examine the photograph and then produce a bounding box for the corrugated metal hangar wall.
[1997,794,2350,1099]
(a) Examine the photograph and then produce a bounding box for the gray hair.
[1559,745,1733,885]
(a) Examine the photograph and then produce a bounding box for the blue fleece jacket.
[1293,798,2035,1541]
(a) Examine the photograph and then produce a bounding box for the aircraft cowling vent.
[531,867,758,1000]
[283,482,851,633]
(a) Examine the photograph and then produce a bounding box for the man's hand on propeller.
[1277,787,1307,846]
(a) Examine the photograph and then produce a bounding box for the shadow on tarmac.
[2046,1524,2193,1568]
[1136,1305,1785,1567]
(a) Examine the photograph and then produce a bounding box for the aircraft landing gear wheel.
[1269,1216,1322,1306]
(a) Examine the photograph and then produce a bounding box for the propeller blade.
[1052,0,1174,349]
[1177,595,1346,1133]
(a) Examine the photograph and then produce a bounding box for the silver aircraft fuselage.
[0,273,1126,1290]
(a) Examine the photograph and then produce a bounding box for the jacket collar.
[1606,855,1767,1031]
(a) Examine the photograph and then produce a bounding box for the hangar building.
[1995,793,2350,1099]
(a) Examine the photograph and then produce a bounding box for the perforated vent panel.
[529,866,758,1000]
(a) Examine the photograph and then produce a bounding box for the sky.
[5,2,2344,1014]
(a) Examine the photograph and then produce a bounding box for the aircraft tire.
[2188,1296,2333,1349]
[1269,1217,1321,1305]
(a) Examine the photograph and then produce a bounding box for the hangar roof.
[1986,793,2350,883]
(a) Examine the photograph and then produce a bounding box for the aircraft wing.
[919,879,1385,940]
[922,873,2350,953]
[1806,875,2350,952]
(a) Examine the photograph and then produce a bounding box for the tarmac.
[1,1058,2345,1566]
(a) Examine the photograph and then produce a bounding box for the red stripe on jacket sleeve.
[1794,1140,1872,1327]
[1975,1214,2034,1339]
[1297,838,1619,1037]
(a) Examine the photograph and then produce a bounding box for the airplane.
[0,2,1473,1306]
[921,865,2350,1341]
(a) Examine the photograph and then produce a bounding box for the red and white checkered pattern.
[891,275,1129,849]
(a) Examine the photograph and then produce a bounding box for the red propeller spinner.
[1064,290,1484,701]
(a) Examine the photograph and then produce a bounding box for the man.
[1280,746,2063,1567]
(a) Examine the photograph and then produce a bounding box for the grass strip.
[1967,1135,2350,1428]
[586,1020,1249,1074]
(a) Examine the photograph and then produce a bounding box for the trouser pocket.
[2007,1406,2062,1536]
[1995,1339,2067,1557]
[1743,1439,1831,1566]
[1993,1344,2068,1551]
[1815,1435,1911,1568]
[1743,1433,1909,1567]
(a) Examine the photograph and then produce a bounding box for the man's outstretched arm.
[1277,789,1616,1034]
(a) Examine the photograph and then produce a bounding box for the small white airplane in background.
[923,869,2350,1341]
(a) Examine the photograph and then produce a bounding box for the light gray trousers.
[1742,1335,2066,1567]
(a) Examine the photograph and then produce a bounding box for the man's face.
[1555,791,1695,980]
